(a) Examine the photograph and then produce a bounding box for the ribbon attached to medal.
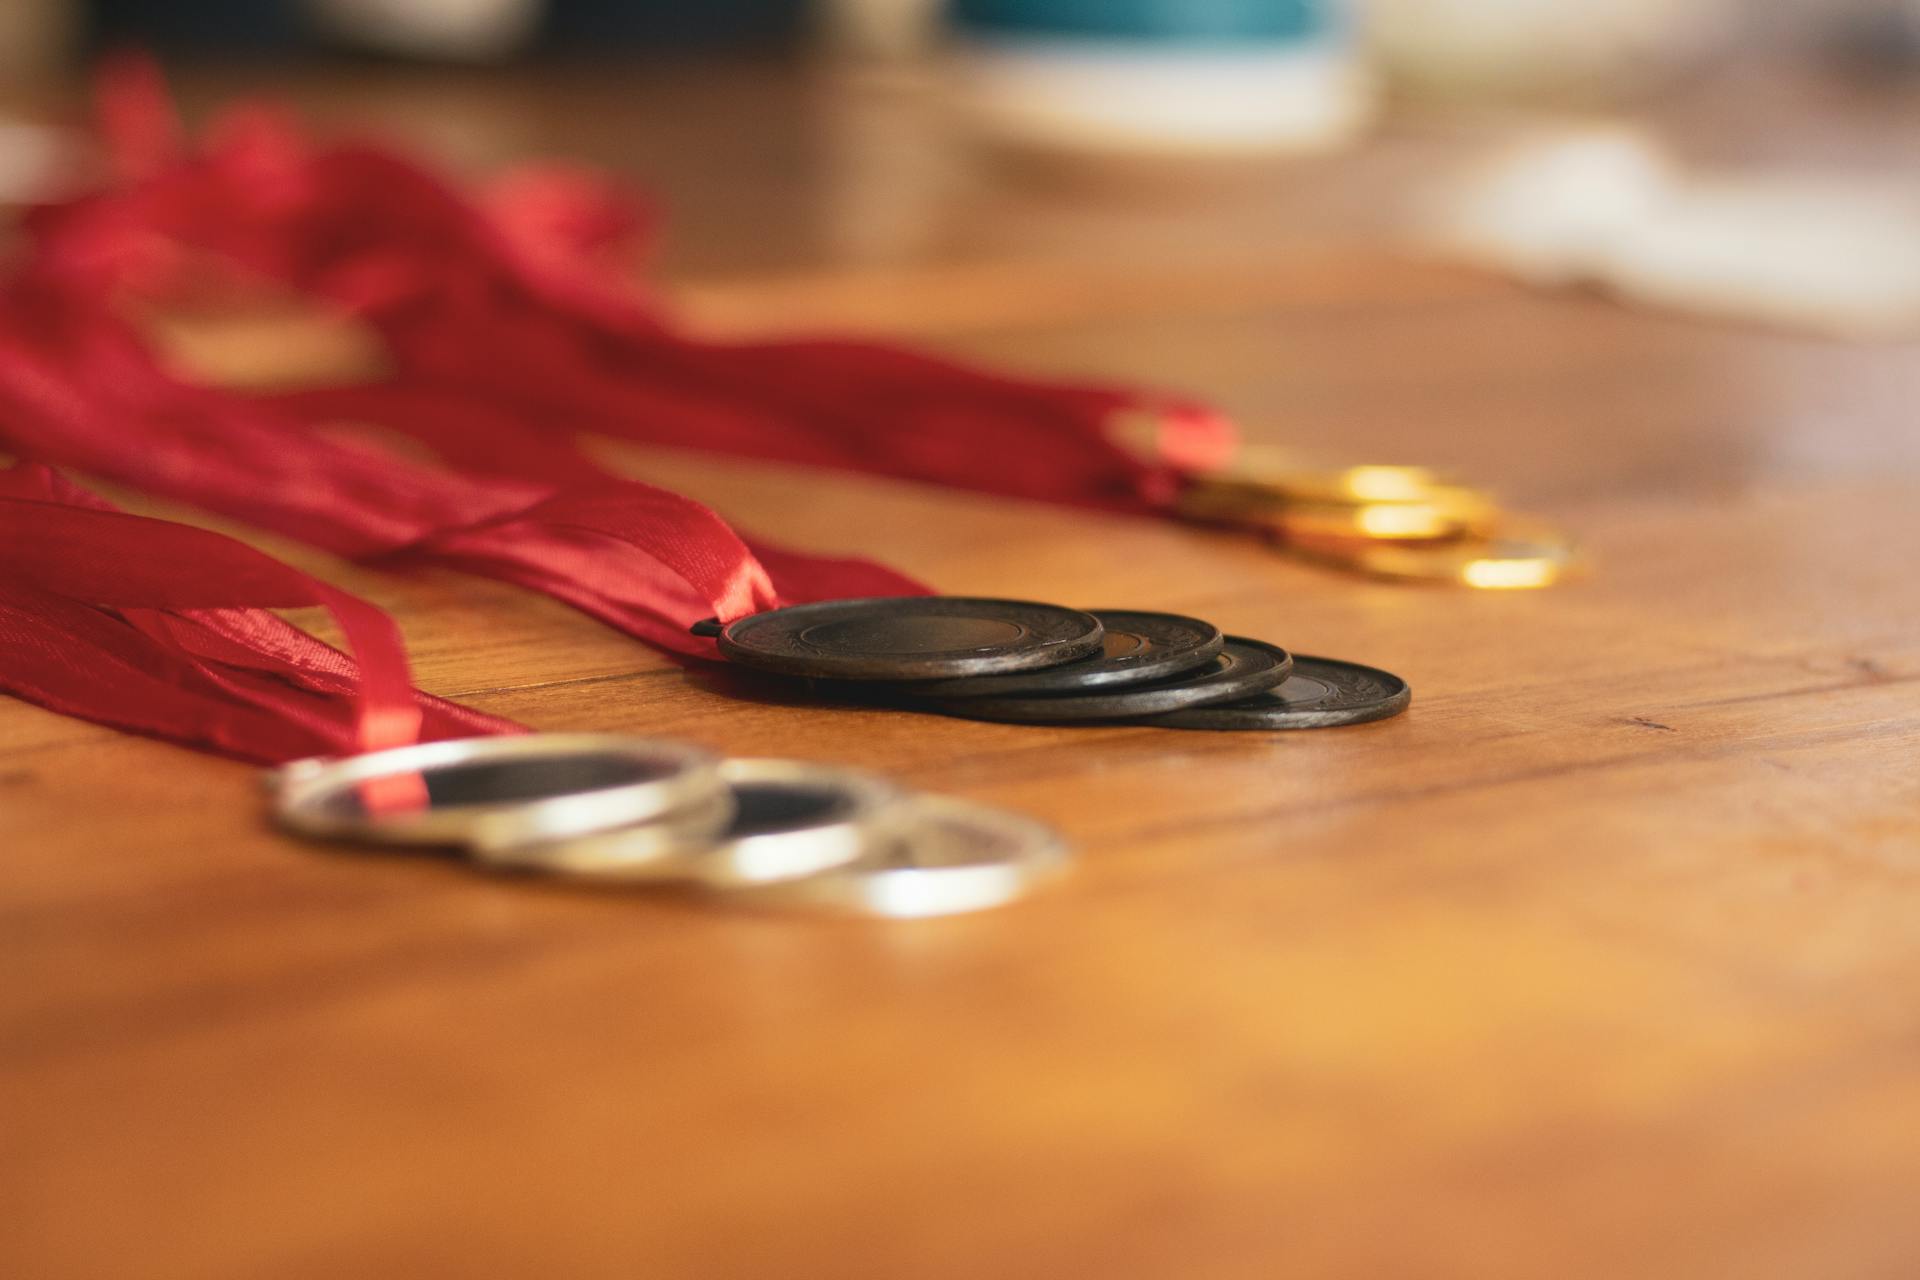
[0,462,516,806]
[0,57,1235,756]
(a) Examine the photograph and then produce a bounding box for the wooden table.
[6,59,1920,1280]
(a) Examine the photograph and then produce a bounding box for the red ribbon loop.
[0,462,516,764]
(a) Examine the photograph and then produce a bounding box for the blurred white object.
[1370,0,1735,99]
[951,42,1375,155]
[0,121,80,205]
[1430,126,1920,337]
[306,0,544,61]
[946,0,1375,156]
[1432,125,1678,284]
[1605,177,1920,338]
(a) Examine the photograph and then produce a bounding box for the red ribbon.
[0,462,516,766]
[0,53,1242,778]
[0,269,927,657]
[28,55,1237,513]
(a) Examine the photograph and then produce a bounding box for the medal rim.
[726,794,1070,918]
[917,635,1294,723]
[270,733,724,851]
[487,757,906,886]
[1147,654,1411,730]
[894,608,1225,697]
[717,596,1106,680]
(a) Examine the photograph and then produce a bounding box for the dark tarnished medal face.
[1147,654,1410,730]
[721,776,865,839]
[717,597,1105,680]
[902,609,1224,698]
[920,636,1293,723]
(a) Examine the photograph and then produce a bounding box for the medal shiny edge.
[897,608,1225,698]
[715,597,1107,680]
[1148,655,1412,730]
[915,636,1293,723]
[478,758,906,888]
[270,734,725,851]
[725,794,1071,919]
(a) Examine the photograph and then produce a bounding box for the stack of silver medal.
[270,735,1067,917]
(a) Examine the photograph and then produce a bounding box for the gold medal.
[1289,521,1582,589]
[1192,448,1448,506]
[1178,446,1573,589]
[1180,480,1498,543]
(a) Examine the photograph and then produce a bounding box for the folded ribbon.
[0,462,517,766]
[29,54,1236,516]
[0,271,927,657]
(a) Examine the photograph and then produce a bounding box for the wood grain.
[5,59,1920,1280]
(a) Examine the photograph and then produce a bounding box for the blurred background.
[0,0,1915,67]
[8,1,1920,332]
[5,0,1920,490]
[3,0,1916,88]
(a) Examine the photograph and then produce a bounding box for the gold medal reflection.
[1177,446,1580,589]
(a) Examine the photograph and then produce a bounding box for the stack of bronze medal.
[270,734,1068,917]
[1177,447,1580,589]
[699,597,1411,730]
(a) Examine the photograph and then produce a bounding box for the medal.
[727,795,1070,919]
[1148,655,1411,730]
[703,596,1404,733]
[386,754,1071,917]
[479,758,903,887]
[909,636,1294,724]
[900,609,1223,697]
[713,597,1106,681]
[1286,523,1582,590]
[271,735,727,852]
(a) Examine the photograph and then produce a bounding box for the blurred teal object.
[946,0,1372,155]
[953,0,1331,43]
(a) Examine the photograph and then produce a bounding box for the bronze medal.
[715,597,1104,680]
[1146,655,1410,730]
